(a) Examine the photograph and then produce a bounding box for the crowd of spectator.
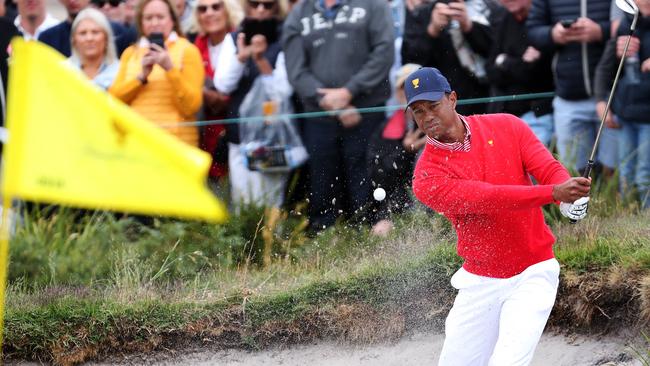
[0,0,648,235]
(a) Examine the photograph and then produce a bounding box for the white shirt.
[14,13,59,41]
[207,41,223,74]
[213,34,242,94]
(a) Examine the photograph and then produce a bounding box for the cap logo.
[412,78,420,89]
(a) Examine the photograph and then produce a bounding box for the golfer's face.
[409,93,457,141]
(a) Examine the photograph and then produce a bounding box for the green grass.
[554,211,650,273]
[4,242,458,363]
[4,186,650,364]
[4,208,460,363]
[9,203,308,286]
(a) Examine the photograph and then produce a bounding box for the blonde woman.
[109,0,204,146]
[69,8,119,90]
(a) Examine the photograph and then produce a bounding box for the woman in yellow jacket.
[109,0,204,146]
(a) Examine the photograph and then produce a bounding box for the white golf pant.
[438,258,560,366]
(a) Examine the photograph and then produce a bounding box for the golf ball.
[373,188,386,201]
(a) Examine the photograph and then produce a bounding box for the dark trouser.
[302,111,384,230]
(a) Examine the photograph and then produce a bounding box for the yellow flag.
[1,39,227,222]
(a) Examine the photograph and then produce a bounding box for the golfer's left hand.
[560,197,589,221]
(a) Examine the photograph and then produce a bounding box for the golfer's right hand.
[553,177,591,203]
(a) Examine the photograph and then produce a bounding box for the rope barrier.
[159,91,555,128]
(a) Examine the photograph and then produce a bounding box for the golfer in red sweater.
[406,67,591,365]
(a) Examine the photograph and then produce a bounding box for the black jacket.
[225,29,283,144]
[595,15,650,123]
[526,0,610,100]
[1,18,19,128]
[486,10,554,117]
[401,0,503,115]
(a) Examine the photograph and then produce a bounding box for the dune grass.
[3,188,650,364]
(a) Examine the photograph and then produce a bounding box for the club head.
[615,0,638,15]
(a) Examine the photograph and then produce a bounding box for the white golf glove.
[560,197,590,221]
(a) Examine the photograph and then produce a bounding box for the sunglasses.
[197,2,223,12]
[93,0,121,7]
[248,0,275,9]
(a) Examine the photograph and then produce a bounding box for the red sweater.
[413,113,571,278]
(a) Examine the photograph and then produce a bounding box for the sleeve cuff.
[539,184,558,205]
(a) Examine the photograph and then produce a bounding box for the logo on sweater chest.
[299,6,367,36]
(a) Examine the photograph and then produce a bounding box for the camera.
[245,144,288,172]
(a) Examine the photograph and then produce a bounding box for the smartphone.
[148,32,165,49]
[560,19,575,28]
[240,18,278,45]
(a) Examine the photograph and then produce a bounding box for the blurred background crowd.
[0,0,648,236]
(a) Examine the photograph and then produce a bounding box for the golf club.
[582,0,639,179]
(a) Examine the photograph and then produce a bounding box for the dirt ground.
[87,331,644,366]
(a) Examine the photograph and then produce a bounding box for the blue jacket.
[526,0,610,100]
[38,20,136,58]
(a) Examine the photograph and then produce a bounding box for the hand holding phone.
[560,19,575,28]
[146,32,173,71]
[240,18,278,45]
[552,19,575,45]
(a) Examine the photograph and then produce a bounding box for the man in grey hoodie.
[283,0,394,232]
